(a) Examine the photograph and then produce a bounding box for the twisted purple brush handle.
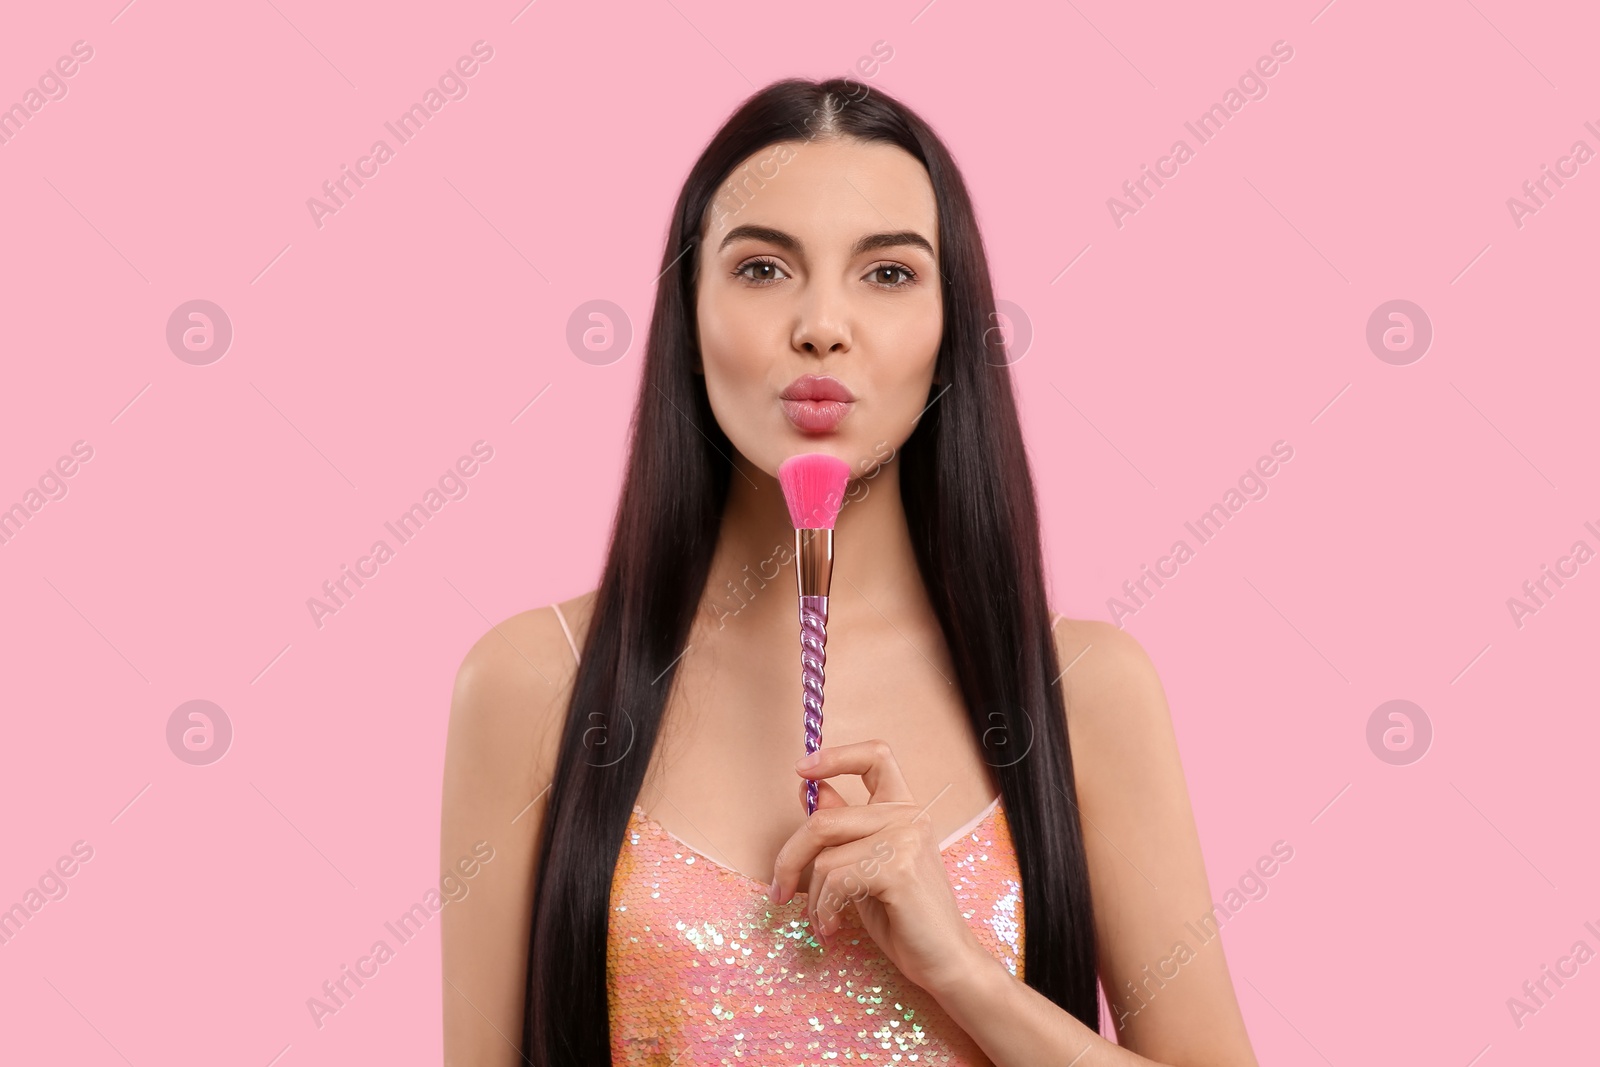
[800,594,829,816]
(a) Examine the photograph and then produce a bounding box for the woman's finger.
[769,802,912,905]
[788,778,848,902]
[795,737,914,805]
[798,775,849,812]
[802,837,884,940]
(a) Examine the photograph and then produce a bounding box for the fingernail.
[766,878,780,902]
[796,752,819,769]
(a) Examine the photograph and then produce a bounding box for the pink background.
[2,0,1595,1062]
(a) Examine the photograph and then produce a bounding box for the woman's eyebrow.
[853,230,935,258]
[717,224,935,259]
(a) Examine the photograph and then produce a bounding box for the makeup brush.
[777,452,852,817]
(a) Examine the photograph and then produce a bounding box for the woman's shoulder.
[455,589,598,684]
[1049,611,1152,667]
[551,588,599,661]
[446,589,600,774]
[1047,613,1170,737]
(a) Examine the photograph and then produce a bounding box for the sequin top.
[547,602,1031,1066]
[610,796,1023,1066]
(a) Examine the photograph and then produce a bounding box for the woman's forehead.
[705,139,937,253]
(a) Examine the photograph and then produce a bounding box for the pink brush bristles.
[777,453,851,529]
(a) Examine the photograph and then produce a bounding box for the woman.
[441,77,1259,1065]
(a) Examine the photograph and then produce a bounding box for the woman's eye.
[733,259,917,288]
[734,258,787,284]
[868,264,916,288]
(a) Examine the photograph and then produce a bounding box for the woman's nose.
[792,287,852,355]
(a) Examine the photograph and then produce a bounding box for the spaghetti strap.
[1048,610,1063,631]
[551,602,581,666]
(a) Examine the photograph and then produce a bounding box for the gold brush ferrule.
[794,528,834,598]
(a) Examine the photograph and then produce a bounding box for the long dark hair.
[523,76,1099,1062]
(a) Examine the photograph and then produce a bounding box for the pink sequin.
[608,800,1024,1065]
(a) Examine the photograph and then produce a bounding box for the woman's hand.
[766,738,991,997]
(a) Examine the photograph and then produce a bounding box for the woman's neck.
[699,449,928,635]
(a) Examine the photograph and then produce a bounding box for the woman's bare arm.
[1059,619,1256,1063]
[920,618,1259,1066]
[440,604,579,1067]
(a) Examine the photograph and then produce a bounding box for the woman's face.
[694,136,943,479]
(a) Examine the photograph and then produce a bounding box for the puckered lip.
[780,374,856,403]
